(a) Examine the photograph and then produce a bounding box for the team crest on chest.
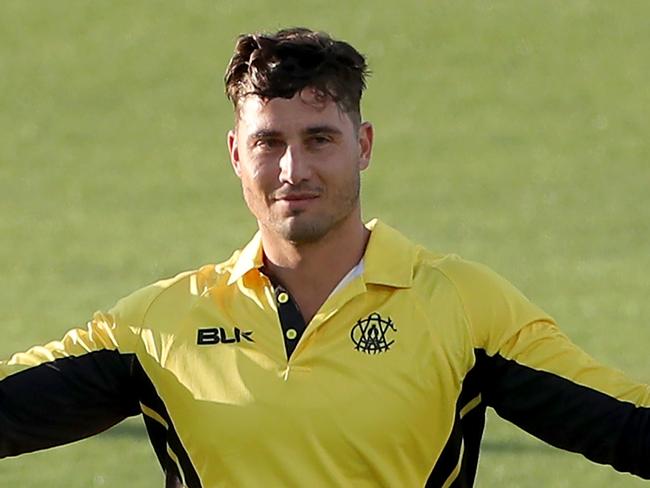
[350,312,397,354]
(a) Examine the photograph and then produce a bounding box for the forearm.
[480,321,650,478]
[1,326,140,457]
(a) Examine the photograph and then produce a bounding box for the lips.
[272,192,320,213]
[275,193,319,201]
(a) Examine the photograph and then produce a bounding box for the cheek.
[240,162,279,196]
[321,156,359,186]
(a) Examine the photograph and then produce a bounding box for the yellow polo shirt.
[1,219,649,487]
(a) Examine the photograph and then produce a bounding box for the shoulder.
[416,251,514,293]
[410,247,500,292]
[413,250,552,351]
[110,253,241,327]
[409,250,518,314]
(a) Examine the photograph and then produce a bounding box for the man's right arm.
[0,283,163,458]
[0,321,139,457]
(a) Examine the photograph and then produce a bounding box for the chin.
[275,216,332,244]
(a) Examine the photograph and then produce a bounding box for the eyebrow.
[303,125,343,136]
[248,129,282,141]
[247,125,343,142]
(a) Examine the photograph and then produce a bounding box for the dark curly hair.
[225,28,369,125]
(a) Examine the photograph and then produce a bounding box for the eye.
[254,138,284,151]
[308,134,333,147]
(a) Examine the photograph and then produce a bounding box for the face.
[228,89,373,244]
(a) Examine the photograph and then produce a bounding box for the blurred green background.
[1,0,649,486]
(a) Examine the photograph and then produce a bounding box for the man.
[1,27,649,487]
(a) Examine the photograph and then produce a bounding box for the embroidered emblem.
[350,313,396,354]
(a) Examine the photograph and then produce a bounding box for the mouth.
[275,193,320,202]
[272,192,320,212]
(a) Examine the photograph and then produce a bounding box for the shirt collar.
[362,219,416,288]
[227,231,264,285]
[226,219,417,288]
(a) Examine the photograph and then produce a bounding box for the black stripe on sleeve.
[479,349,650,480]
[426,351,487,487]
[425,410,464,487]
[132,359,203,488]
[0,350,139,458]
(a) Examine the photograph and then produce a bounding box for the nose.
[278,144,311,185]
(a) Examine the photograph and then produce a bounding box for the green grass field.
[1,1,649,486]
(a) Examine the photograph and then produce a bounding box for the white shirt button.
[286,329,298,340]
[278,292,289,304]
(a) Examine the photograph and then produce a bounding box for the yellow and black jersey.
[1,220,649,487]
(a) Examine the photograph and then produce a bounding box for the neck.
[260,213,370,322]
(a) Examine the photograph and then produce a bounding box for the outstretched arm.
[441,257,650,479]
[478,319,650,478]
[0,316,141,457]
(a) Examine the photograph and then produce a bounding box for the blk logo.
[350,313,396,354]
[197,327,254,345]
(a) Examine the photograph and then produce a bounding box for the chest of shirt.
[136,278,474,444]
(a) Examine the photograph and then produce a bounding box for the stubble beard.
[255,173,361,245]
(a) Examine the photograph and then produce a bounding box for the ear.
[227,129,241,177]
[357,122,374,171]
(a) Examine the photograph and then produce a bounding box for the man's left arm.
[442,257,650,479]
[477,319,650,479]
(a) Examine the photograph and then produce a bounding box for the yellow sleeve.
[439,257,650,479]
[0,281,164,457]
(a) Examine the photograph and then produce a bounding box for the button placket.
[273,285,307,360]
